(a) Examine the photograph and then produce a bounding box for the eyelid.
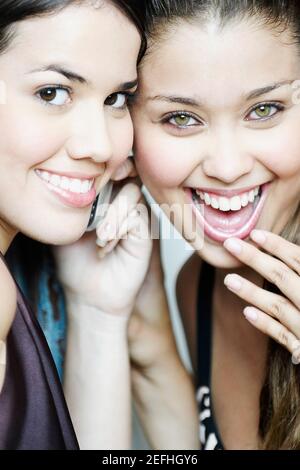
[161,110,202,125]
[35,84,73,106]
[244,101,285,121]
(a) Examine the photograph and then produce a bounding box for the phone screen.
[86,181,113,232]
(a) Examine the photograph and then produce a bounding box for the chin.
[23,222,87,246]
[195,241,244,269]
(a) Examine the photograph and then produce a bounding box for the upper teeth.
[195,186,260,211]
[36,170,94,194]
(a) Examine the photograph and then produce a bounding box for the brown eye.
[105,93,127,108]
[37,87,70,106]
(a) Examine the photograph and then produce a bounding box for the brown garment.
[0,250,79,449]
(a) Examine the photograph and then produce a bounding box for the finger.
[97,207,151,258]
[223,237,300,309]
[224,273,300,339]
[243,306,300,355]
[96,183,141,245]
[111,157,136,181]
[250,230,300,276]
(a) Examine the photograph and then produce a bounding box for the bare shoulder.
[176,253,202,377]
[0,259,17,341]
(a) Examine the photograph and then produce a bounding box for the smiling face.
[0,2,140,251]
[133,18,300,268]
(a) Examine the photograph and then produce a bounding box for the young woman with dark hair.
[0,0,151,450]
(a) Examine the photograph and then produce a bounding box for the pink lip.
[187,182,271,243]
[36,169,102,180]
[36,174,96,209]
[192,184,262,198]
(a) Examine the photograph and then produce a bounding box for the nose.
[66,104,113,164]
[202,126,254,183]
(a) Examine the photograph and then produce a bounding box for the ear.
[111,156,137,181]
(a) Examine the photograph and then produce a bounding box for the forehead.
[140,18,300,105]
[3,4,139,83]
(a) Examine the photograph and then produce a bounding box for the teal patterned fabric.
[8,245,67,381]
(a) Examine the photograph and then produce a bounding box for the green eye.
[168,113,197,127]
[246,103,283,121]
[174,114,191,126]
[254,105,272,117]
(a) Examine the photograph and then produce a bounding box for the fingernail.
[224,274,242,292]
[224,238,242,255]
[250,230,266,244]
[292,340,300,351]
[291,341,300,365]
[96,222,112,243]
[243,307,258,322]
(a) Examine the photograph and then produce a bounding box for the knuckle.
[269,264,289,287]
[290,249,300,274]
[269,296,288,321]
[277,328,290,347]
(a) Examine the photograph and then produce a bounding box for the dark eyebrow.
[27,64,138,90]
[27,64,89,84]
[148,95,201,106]
[245,80,294,100]
[117,79,138,91]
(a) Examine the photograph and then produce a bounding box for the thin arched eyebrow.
[147,95,201,106]
[244,79,294,101]
[146,80,295,107]
[27,63,138,90]
[27,64,90,84]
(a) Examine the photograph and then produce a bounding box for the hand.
[52,173,152,318]
[223,230,300,364]
[128,238,179,373]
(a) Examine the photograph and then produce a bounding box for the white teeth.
[60,176,70,191]
[194,185,261,212]
[211,197,219,209]
[81,180,90,194]
[42,171,51,182]
[219,197,231,211]
[241,193,248,207]
[204,193,211,205]
[50,174,60,187]
[69,179,82,194]
[230,196,242,211]
[248,190,255,203]
[36,170,94,194]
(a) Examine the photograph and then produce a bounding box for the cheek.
[0,107,65,170]
[109,116,134,169]
[254,123,300,177]
[135,129,195,187]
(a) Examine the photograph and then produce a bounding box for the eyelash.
[245,101,285,121]
[36,85,137,109]
[161,101,285,130]
[36,85,72,107]
[107,91,137,109]
[161,111,201,129]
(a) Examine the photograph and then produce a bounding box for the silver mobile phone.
[86,180,113,232]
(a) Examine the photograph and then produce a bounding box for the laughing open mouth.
[187,183,270,243]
